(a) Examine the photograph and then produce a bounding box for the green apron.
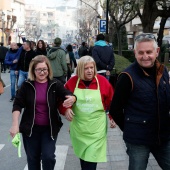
[70,76,107,162]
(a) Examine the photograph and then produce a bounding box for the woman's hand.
[109,119,116,128]
[63,95,76,108]
[9,125,19,138]
[65,108,75,121]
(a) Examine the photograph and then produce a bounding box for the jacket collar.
[136,59,165,87]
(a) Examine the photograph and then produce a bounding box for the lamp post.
[106,0,109,34]
[1,12,5,44]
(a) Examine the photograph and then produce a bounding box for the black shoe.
[9,98,14,102]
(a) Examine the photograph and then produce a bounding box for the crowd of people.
[0,32,169,170]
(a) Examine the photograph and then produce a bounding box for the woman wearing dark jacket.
[35,40,47,56]
[9,55,76,170]
[66,44,77,80]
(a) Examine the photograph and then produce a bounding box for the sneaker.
[9,98,14,102]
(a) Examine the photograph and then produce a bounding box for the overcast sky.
[25,0,77,7]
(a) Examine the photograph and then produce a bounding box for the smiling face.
[134,41,160,68]
[84,62,95,81]
[34,62,48,83]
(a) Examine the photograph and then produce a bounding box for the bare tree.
[137,0,170,33]
[101,0,139,55]
[78,0,101,43]
[4,15,17,45]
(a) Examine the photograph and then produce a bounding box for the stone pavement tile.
[97,162,107,168]
[149,166,162,170]
[146,166,153,170]
[64,147,81,170]
[107,140,127,155]
[66,146,75,155]
[97,162,112,170]
[149,159,159,166]
[110,160,129,170]
[64,154,81,170]
[109,154,128,162]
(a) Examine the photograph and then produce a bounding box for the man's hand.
[13,59,18,64]
[106,70,110,76]
[65,108,75,121]
[63,95,76,108]
[110,119,116,128]
[15,70,18,75]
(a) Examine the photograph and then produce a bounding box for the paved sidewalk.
[97,126,162,170]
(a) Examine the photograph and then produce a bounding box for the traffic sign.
[99,20,106,33]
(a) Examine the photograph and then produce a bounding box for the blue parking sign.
[99,20,106,33]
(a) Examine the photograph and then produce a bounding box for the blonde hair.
[76,55,97,80]
[89,40,94,47]
[28,55,53,81]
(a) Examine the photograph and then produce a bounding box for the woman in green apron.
[61,56,115,170]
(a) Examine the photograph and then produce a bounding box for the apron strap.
[75,76,100,90]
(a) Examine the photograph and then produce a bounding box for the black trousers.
[80,159,97,170]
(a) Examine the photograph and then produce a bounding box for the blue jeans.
[22,125,57,170]
[126,141,170,170]
[10,70,18,98]
[17,70,28,88]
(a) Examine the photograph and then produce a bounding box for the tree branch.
[80,0,100,15]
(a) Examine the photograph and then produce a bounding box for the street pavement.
[0,72,162,170]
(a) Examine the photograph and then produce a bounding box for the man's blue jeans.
[22,125,57,170]
[126,141,170,170]
[10,70,17,98]
[17,70,28,88]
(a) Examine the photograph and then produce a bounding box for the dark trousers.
[126,141,170,170]
[0,59,6,72]
[22,125,57,170]
[80,159,97,170]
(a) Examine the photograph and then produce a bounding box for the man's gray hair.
[134,38,158,50]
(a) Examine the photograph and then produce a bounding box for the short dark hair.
[96,34,105,41]
[0,43,4,46]
[66,44,73,52]
[17,43,22,48]
[82,42,86,46]
[25,40,31,48]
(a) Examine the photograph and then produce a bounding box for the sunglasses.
[135,33,156,41]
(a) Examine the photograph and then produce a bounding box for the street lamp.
[1,12,5,44]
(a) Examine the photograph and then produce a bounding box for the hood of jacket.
[95,40,107,47]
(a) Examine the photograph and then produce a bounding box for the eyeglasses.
[135,33,156,41]
[35,68,48,73]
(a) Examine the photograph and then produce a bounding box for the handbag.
[0,78,5,94]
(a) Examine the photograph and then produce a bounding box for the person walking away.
[16,40,36,88]
[9,55,76,170]
[66,44,77,81]
[59,56,116,170]
[47,37,67,84]
[92,34,115,80]
[109,33,170,170]
[0,43,8,73]
[78,42,88,58]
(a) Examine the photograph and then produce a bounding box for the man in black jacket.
[92,34,115,79]
[110,33,170,170]
[16,41,36,88]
